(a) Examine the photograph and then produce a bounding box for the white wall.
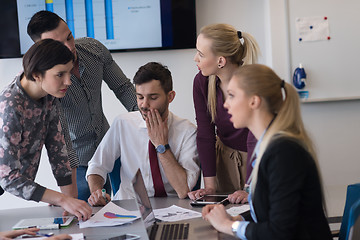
[268,0,360,217]
[0,0,359,217]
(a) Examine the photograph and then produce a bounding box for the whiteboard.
[287,0,360,101]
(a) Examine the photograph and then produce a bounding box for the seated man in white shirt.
[86,62,200,205]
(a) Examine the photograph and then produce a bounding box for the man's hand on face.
[145,109,168,147]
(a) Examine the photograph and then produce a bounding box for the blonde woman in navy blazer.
[202,64,332,240]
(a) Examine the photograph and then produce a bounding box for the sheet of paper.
[18,233,84,240]
[295,16,330,42]
[79,202,140,228]
[226,204,250,216]
[153,205,202,222]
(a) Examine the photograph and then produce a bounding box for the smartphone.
[190,194,229,206]
[107,234,140,240]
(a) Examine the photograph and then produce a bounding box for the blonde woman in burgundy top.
[188,23,261,203]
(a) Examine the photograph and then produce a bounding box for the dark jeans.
[77,166,111,201]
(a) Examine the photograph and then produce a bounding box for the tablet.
[12,216,74,230]
[107,234,140,240]
[190,194,229,206]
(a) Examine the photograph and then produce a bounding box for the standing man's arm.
[100,42,138,111]
[60,168,77,198]
[146,109,189,199]
[55,99,79,198]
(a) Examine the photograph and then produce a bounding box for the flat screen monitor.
[0,0,196,58]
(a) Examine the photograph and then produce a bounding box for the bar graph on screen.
[16,0,162,54]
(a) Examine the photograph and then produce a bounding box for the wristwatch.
[232,221,240,236]
[156,144,170,154]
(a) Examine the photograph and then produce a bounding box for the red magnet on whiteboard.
[324,16,328,20]
[327,36,331,40]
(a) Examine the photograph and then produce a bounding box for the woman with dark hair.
[0,39,91,221]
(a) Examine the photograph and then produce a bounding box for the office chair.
[109,157,121,195]
[192,173,202,191]
[347,198,360,240]
[338,183,360,240]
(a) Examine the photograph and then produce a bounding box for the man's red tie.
[148,140,167,197]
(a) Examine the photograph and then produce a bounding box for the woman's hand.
[202,204,234,235]
[228,190,248,204]
[58,196,92,221]
[187,188,215,200]
[41,189,92,221]
[0,228,39,240]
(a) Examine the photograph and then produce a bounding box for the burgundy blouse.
[193,72,257,181]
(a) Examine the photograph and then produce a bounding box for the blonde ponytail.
[241,32,260,65]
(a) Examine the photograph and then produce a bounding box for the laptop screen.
[131,169,156,229]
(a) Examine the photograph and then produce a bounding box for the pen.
[28,225,59,230]
[36,232,54,237]
[103,212,137,219]
[102,189,109,203]
[219,197,229,205]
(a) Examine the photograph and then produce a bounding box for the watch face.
[156,145,166,153]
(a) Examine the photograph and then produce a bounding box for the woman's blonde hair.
[200,23,260,122]
[232,64,326,213]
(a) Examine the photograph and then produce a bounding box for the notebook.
[131,169,189,240]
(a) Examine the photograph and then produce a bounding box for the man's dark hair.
[23,39,74,81]
[133,62,173,93]
[27,10,64,42]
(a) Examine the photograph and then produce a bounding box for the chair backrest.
[339,183,360,240]
[347,198,360,240]
[109,157,121,195]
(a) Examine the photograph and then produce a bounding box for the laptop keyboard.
[160,223,189,240]
[149,224,159,240]
[149,223,189,240]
